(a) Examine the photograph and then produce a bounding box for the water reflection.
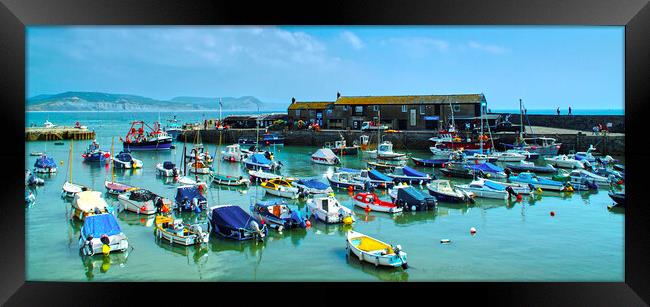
[82,252,130,281]
[117,211,156,227]
[393,210,437,226]
[344,250,409,281]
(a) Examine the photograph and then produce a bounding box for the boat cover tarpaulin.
[175,186,206,203]
[297,179,329,190]
[106,181,134,191]
[312,148,338,161]
[397,186,434,203]
[251,153,271,165]
[163,161,175,170]
[74,191,109,212]
[116,152,133,162]
[467,162,503,173]
[483,180,506,191]
[255,200,282,208]
[402,166,427,178]
[338,168,361,173]
[211,205,253,229]
[129,189,157,202]
[368,170,392,181]
[34,156,56,168]
[81,214,122,238]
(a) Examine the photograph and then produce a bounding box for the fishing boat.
[387,166,433,185]
[505,160,557,174]
[78,213,129,256]
[391,186,437,211]
[210,172,250,187]
[156,161,179,177]
[489,151,527,162]
[426,180,474,203]
[506,149,539,160]
[243,152,282,171]
[411,157,448,168]
[250,200,307,231]
[163,115,182,139]
[248,169,284,183]
[71,191,113,221]
[122,121,173,151]
[173,185,208,213]
[81,140,111,163]
[326,172,367,191]
[260,178,300,199]
[353,192,402,213]
[365,141,406,160]
[33,155,57,173]
[154,215,209,246]
[118,188,172,215]
[306,194,356,224]
[260,133,285,146]
[367,159,406,172]
[545,155,587,169]
[455,179,515,199]
[505,137,562,156]
[112,151,143,169]
[325,138,360,155]
[207,205,268,241]
[293,178,334,196]
[608,191,625,206]
[466,162,507,179]
[439,162,477,179]
[188,160,211,174]
[346,230,407,269]
[311,148,340,165]
[222,144,248,162]
[508,172,569,191]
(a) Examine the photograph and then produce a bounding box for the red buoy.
[470,227,477,235]
[550,211,555,217]
[347,185,354,192]
[305,220,311,228]
[516,194,523,201]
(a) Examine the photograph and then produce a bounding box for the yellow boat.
[346,230,408,269]
[154,215,209,246]
[260,178,300,199]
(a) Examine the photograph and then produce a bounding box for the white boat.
[571,145,597,163]
[62,181,90,199]
[346,230,408,269]
[429,142,455,158]
[154,215,209,246]
[489,151,527,162]
[514,137,562,156]
[306,194,356,224]
[112,151,143,169]
[545,155,587,169]
[261,179,300,199]
[455,178,513,199]
[222,144,248,162]
[248,169,283,183]
[569,169,611,186]
[426,180,474,203]
[71,191,112,221]
[366,141,406,159]
[78,213,129,256]
[156,161,179,177]
[311,148,340,165]
[176,176,209,190]
[118,189,172,215]
[506,149,539,160]
[326,172,367,191]
[44,120,56,128]
[352,192,403,213]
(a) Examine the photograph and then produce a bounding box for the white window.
[402,105,407,112]
[410,109,417,126]
[373,105,379,111]
[296,110,301,116]
[420,105,426,114]
[355,106,363,114]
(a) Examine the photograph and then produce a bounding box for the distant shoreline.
[25,109,287,113]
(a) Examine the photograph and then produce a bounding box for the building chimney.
[291,97,296,104]
[336,91,341,99]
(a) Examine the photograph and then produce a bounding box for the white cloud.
[340,31,364,50]
[381,37,449,57]
[467,41,509,55]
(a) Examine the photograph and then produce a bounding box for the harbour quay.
[25,126,96,141]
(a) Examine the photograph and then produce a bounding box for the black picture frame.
[2,0,649,305]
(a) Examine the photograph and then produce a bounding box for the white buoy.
[470,227,477,235]
[441,239,451,244]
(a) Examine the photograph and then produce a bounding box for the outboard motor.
[290,211,306,228]
[505,186,517,198]
[250,220,265,240]
[394,245,408,269]
[504,168,512,178]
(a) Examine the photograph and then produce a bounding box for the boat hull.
[455,186,508,199]
[331,147,359,155]
[123,139,172,151]
[34,167,57,174]
[262,187,299,199]
[352,199,402,213]
[346,231,407,268]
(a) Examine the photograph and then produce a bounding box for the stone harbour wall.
[519,114,625,133]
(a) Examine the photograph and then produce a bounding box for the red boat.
[352,192,403,214]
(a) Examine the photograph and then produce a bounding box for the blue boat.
[388,166,433,184]
[81,141,110,163]
[293,178,333,196]
[33,155,57,173]
[411,157,448,167]
[250,200,307,230]
[78,213,129,256]
[207,205,268,241]
[243,153,282,171]
[260,133,284,146]
[174,185,208,213]
[466,162,507,179]
[508,172,567,191]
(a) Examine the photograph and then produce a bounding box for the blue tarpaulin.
[467,162,503,173]
[402,166,428,178]
[368,169,392,181]
[81,214,122,238]
[163,161,175,170]
[296,179,329,190]
[34,155,56,168]
[483,180,506,191]
[116,152,133,162]
[338,168,361,173]
[175,186,206,204]
[211,205,254,229]
[251,153,271,165]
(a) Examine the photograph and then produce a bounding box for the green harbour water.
[25,112,624,281]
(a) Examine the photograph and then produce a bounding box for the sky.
[27,26,624,110]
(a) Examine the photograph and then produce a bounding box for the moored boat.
[78,213,129,256]
[62,181,91,199]
[411,157,448,167]
[71,191,113,221]
[243,152,282,171]
[608,191,625,206]
[489,151,526,162]
[306,194,356,224]
[326,172,367,191]
[365,141,406,160]
[326,138,360,155]
[173,185,208,213]
[248,169,283,183]
[112,151,143,169]
[118,188,172,215]
[353,192,402,213]
[33,155,57,173]
[154,215,209,246]
[392,186,437,211]
[81,140,111,163]
[222,144,248,162]
[293,178,333,196]
[544,155,587,169]
[188,160,210,174]
[104,180,137,195]
[311,148,340,165]
[207,205,268,241]
[346,230,407,269]
[260,178,300,199]
[210,173,250,187]
[508,172,569,192]
[250,200,307,231]
[122,121,173,151]
[156,161,179,177]
[505,137,561,156]
[455,179,513,199]
[426,180,474,203]
[387,166,433,185]
[260,133,285,146]
[505,160,557,174]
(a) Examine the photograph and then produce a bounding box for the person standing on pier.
[568,106,572,115]
[556,107,560,116]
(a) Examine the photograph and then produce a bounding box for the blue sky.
[27,26,624,110]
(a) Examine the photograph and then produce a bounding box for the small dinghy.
[210,173,250,187]
[173,185,208,213]
[25,170,44,186]
[367,160,406,172]
[311,148,340,165]
[509,172,569,192]
[248,169,283,183]
[243,152,282,171]
[391,186,437,211]
[207,205,268,241]
[118,188,172,215]
[489,151,527,162]
[261,178,300,199]
[78,213,129,256]
[608,191,625,207]
[71,191,113,221]
[104,180,137,195]
[545,155,586,169]
[455,179,515,200]
[33,155,57,173]
[154,215,209,246]
[411,157,448,167]
[113,151,143,169]
[62,181,91,199]
[250,200,307,231]
[353,192,402,213]
[30,151,45,156]
[293,178,333,196]
[387,166,433,185]
[325,138,359,155]
[156,161,179,177]
[505,160,557,174]
[81,141,111,163]
[327,172,367,191]
[306,194,356,224]
[426,180,474,203]
[346,230,407,269]
[222,144,248,162]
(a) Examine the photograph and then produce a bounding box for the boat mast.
[376,108,381,162]
[480,101,483,154]
[69,139,74,184]
[519,98,524,141]
[256,105,260,150]
[111,136,115,183]
[183,134,187,176]
[217,99,222,175]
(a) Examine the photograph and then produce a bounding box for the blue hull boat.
[208,205,268,241]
